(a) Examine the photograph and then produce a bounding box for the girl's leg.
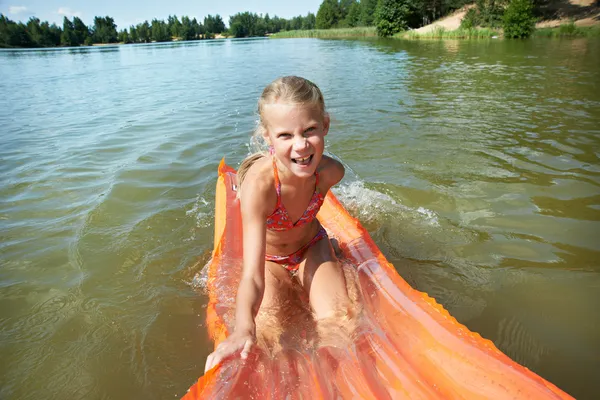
[256,262,316,351]
[253,262,293,348]
[262,260,294,307]
[297,237,357,354]
[296,237,351,320]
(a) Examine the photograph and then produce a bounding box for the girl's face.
[262,102,329,179]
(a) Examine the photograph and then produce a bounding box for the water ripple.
[1,38,599,399]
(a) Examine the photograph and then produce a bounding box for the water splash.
[185,195,212,242]
[186,196,211,226]
[333,180,440,227]
[190,258,211,292]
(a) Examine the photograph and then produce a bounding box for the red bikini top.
[266,157,324,231]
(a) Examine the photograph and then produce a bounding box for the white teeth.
[292,155,312,164]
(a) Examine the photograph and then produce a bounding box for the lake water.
[1,37,599,399]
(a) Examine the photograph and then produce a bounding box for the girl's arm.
[319,155,345,190]
[204,165,273,373]
[235,177,271,334]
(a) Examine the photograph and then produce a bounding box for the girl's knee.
[311,291,352,321]
[314,301,359,347]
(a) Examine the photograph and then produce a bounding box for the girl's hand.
[204,330,255,373]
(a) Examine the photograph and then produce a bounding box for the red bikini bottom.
[265,227,328,276]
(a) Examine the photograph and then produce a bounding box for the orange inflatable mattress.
[183,160,572,399]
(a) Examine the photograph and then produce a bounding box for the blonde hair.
[237,76,327,195]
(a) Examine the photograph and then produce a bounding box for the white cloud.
[9,6,28,15]
[57,7,82,18]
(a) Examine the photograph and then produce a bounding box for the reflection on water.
[0,38,599,399]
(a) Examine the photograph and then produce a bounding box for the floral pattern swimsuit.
[265,157,327,276]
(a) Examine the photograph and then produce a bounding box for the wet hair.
[237,76,327,196]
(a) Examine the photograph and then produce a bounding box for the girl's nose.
[293,136,308,150]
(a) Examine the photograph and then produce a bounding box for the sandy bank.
[414,0,599,33]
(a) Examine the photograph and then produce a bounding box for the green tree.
[61,17,77,46]
[417,0,447,23]
[117,29,131,43]
[345,1,362,26]
[26,17,43,46]
[460,8,477,28]
[129,25,139,43]
[0,14,14,46]
[291,15,303,30]
[0,15,33,47]
[151,19,171,42]
[93,16,118,43]
[192,18,204,38]
[375,0,417,36]
[25,19,59,47]
[339,0,357,21]
[316,0,341,29]
[214,15,226,33]
[72,16,89,45]
[264,13,273,32]
[472,0,507,28]
[46,22,62,46]
[229,12,266,37]
[204,14,226,35]
[360,0,379,25]
[136,21,151,43]
[179,16,192,40]
[270,16,281,32]
[302,13,317,29]
[204,14,216,34]
[503,0,536,38]
[168,15,182,38]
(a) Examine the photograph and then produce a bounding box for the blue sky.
[1,1,323,30]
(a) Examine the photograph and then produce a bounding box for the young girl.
[204,76,352,373]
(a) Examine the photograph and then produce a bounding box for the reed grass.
[533,22,600,38]
[268,23,600,40]
[399,26,500,39]
[270,27,377,39]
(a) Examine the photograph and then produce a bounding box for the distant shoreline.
[87,34,228,47]
[402,0,599,39]
[272,1,600,41]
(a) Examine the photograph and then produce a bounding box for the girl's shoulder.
[239,155,277,209]
[243,155,274,186]
[317,155,345,189]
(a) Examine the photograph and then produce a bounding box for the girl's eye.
[278,133,291,138]
[304,127,316,135]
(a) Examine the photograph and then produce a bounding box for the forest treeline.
[0,11,328,48]
[0,14,228,47]
[0,0,472,48]
[315,0,549,38]
[0,0,558,47]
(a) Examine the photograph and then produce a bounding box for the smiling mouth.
[292,155,313,165]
